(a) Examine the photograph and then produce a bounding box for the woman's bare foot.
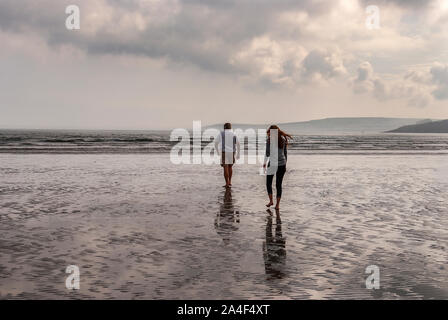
[275,198,281,210]
[266,201,273,207]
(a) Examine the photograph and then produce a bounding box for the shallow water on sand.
[0,154,447,299]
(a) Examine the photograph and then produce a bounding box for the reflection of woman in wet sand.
[263,209,286,279]
[215,188,240,245]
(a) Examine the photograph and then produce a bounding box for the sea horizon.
[2,129,448,155]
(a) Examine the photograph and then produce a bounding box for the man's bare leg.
[228,165,233,186]
[223,165,230,187]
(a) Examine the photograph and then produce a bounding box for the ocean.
[2,129,448,154]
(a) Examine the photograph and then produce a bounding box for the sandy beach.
[0,153,447,299]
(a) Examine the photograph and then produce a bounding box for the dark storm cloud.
[0,0,72,32]
[0,0,336,74]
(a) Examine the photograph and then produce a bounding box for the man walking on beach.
[214,123,240,188]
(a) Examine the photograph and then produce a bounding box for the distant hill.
[207,117,432,134]
[387,119,448,133]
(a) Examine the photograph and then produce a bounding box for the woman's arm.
[284,142,287,162]
[263,138,270,167]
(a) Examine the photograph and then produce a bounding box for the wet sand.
[0,154,447,299]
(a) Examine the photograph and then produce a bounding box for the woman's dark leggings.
[266,165,286,198]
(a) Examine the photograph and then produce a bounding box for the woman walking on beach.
[263,125,292,210]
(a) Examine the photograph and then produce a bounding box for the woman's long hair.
[267,125,292,149]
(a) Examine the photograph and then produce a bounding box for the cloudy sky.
[1,0,448,129]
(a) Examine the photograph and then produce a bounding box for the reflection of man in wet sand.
[215,187,240,245]
[263,209,286,279]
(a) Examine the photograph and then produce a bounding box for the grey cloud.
[433,87,448,100]
[301,50,346,80]
[359,0,436,9]
[431,64,448,84]
[353,61,433,107]
[353,62,375,94]
[0,0,66,32]
[356,64,371,81]
[431,64,448,100]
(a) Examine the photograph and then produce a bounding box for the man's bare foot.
[275,205,280,210]
[266,201,273,207]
